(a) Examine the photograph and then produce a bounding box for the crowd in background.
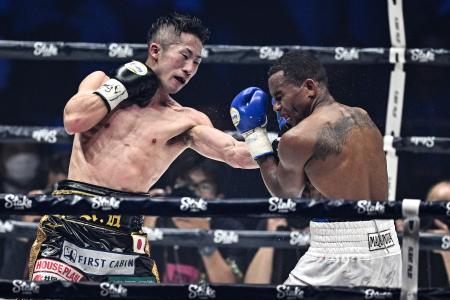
[0,0,449,289]
[0,144,449,287]
[0,1,449,200]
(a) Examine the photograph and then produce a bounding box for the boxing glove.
[230,87,273,159]
[94,61,159,111]
[271,97,291,135]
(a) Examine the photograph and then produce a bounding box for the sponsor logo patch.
[34,258,83,282]
[410,49,435,62]
[12,280,39,295]
[410,136,435,148]
[4,194,32,210]
[259,46,284,60]
[33,272,65,281]
[356,200,385,215]
[230,108,240,126]
[368,229,395,251]
[213,230,239,244]
[268,197,296,213]
[334,47,360,61]
[91,196,120,210]
[180,197,208,212]
[32,129,58,143]
[33,42,58,57]
[364,288,393,299]
[132,234,146,254]
[188,283,216,299]
[108,43,133,58]
[125,61,147,76]
[276,284,305,299]
[100,282,128,298]
[60,240,138,275]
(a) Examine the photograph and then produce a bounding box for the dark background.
[0,0,449,200]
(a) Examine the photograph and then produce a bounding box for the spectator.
[13,151,70,280]
[0,143,44,194]
[395,180,450,287]
[423,180,450,287]
[147,153,246,284]
[0,144,44,279]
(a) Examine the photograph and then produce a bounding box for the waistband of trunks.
[54,180,149,197]
[307,219,401,258]
[52,180,145,232]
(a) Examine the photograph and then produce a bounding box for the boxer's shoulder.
[179,106,212,126]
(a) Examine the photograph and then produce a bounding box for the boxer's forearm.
[244,247,274,284]
[228,140,259,169]
[258,155,305,198]
[64,92,108,134]
[201,250,237,283]
[257,156,285,197]
[188,125,258,169]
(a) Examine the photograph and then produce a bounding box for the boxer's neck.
[309,90,334,115]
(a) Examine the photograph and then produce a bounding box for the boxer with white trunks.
[230,51,401,287]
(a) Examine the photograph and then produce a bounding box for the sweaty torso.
[300,103,387,201]
[68,96,202,192]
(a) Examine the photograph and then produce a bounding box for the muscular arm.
[63,71,110,134]
[187,124,258,169]
[257,131,314,197]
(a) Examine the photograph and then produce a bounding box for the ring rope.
[1,125,449,154]
[1,220,450,252]
[1,194,450,219]
[0,280,414,300]
[0,40,449,65]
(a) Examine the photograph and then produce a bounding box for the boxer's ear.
[149,43,160,61]
[304,79,318,98]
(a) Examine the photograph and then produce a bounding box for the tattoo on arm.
[312,109,377,161]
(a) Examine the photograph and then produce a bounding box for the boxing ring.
[1,0,450,299]
[2,198,450,299]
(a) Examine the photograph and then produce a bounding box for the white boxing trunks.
[284,219,401,288]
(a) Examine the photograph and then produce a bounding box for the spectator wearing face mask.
[0,144,45,279]
[0,144,44,194]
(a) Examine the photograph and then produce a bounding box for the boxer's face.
[150,32,203,94]
[269,71,312,125]
[187,169,218,200]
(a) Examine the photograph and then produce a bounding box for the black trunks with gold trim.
[52,179,145,231]
[28,180,159,283]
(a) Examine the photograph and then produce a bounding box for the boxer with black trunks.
[230,51,401,287]
[28,12,257,283]
[29,180,159,283]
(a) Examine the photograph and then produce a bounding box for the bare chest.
[79,106,198,159]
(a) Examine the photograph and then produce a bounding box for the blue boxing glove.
[270,98,292,162]
[271,97,288,131]
[230,87,273,159]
